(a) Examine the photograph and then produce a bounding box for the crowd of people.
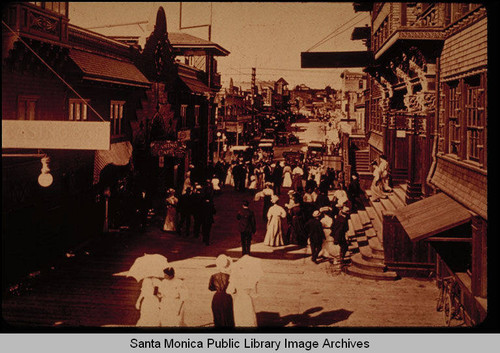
[133,150,394,327]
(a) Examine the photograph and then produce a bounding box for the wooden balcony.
[2,2,69,45]
[372,3,446,60]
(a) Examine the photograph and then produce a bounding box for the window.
[69,99,88,121]
[194,105,200,127]
[465,76,485,163]
[443,74,486,165]
[180,104,188,128]
[446,81,461,155]
[110,101,125,136]
[18,95,38,120]
[32,2,68,16]
[359,80,364,90]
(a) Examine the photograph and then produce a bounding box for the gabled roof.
[168,32,230,56]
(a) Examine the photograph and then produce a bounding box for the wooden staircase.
[354,149,371,175]
[343,184,408,281]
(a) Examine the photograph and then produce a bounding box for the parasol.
[125,253,169,282]
[232,255,263,289]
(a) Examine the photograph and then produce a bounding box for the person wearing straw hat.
[263,195,287,247]
[163,188,178,232]
[208,255,235,327]
[306,210,325,264]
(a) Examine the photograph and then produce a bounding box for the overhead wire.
[2,20,108,123]
[306,12,369,52]
[305,12,363,52]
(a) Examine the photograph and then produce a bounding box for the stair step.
[348,243,359,253]
[371,201,385,222]
[365,227,377,238]
[350,253,387,272]
[393,187,407,205]
[380,198,396,212]
[365,206,378,221]
[347,219,355,238]
[368,237,384,255]
[345,265,399,281]
[388,193,405,209]
[350,213,364,234]
[356,235,368,246]
[357,210,371,227]
[359,245,385,262]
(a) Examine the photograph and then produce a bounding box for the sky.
[69,2,370,90]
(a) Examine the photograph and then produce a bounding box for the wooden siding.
[430,155,487,220]
[440,17,487,79]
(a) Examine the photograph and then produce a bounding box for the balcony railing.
[3,2,69,43]
[372,3,446,57]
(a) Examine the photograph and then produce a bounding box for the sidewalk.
[2,186,445,328]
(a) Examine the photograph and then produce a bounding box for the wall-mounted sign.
[2,120,110,150]
[396,130,406,138]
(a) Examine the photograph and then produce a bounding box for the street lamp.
[216,131,222,161]
[38,155,53,187]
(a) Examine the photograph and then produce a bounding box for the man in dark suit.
[305,210,325,264]
[177,187,192,237]
[236,200,256,255]
[332,205,350,263]
[200,197,216,246]
[272,162,284,195]
[191,184,204,238]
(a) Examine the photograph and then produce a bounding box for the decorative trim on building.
[444,6,487,39]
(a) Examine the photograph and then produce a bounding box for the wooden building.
[301,2,487,325]
[358,2,487,325]
[2,2,152,286]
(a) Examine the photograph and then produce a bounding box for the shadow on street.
[257,307,353,327]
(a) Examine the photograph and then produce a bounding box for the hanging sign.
[2,120,110,150]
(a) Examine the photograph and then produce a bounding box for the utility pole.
[251,67,256,133]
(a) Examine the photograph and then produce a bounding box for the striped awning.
[93,141,133,184]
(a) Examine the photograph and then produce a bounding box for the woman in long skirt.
[263,195,287,247]
[158,267,188,327]
[163,189,178,232]
[369,161,388,202]
[208,255,235,327]
[135,277,161,327]
[254,182,274,221]
[282,164,292,188]
[227,255,262,327]
[225,163,235,187]
[318,208,340,261]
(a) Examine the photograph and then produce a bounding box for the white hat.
[215,254,232,273]
[271,195,279,204]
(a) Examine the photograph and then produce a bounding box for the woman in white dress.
[135,276,161,327]
[282,164,292,188]
[158,267,188,327]
[263,195,287,247]
[317,207,340,261]
[181,172,192,195]
[163,189,178,232]
[227,255,262,327]
[369,161,388,202]
[225,162,235,187]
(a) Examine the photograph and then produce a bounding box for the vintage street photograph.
[2,2,488,329]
